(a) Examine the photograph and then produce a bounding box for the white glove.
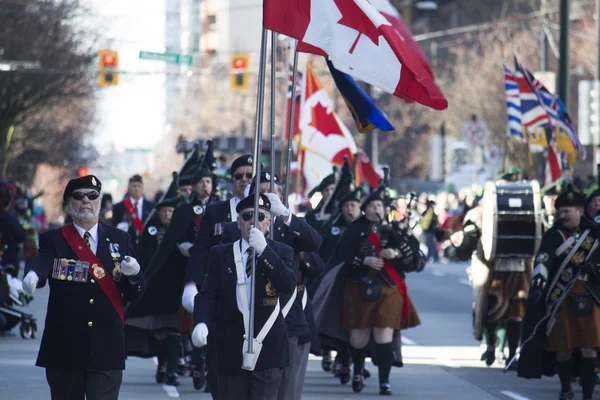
[7,275,24,299]
[249,227,267,255]
[116,222,129,232]
[531,263,548,289]
[192,322,209,348]
[182,282,198,313]
[178,242,193,257]
[120,256,140,276]
[22,271,39,295]
[265,193,288,217]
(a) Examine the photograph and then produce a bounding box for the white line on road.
[500,390,531,400]
[436,358,460,368]
[458,278,471,286]
[401,336,418,345]
[431,270,446,277]
[162,385,180,398]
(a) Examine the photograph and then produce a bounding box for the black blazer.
[221,215,323,338]
[195,240,295,376]
[25,223,146,371]
[112,198,154,240]
[185,199,235,286]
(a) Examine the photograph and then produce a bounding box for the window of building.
[207,15,216,31]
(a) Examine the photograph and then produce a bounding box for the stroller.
[0,269,38,339]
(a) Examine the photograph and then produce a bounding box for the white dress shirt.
[236,239,253,313]
[73,222,99,255]
[132,196,144,219]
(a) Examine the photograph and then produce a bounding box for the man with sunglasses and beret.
[112,174,154,249]
[21,175,146,400]
[220,172,323,400]
[182,154,254,396]
[192,193,295,400]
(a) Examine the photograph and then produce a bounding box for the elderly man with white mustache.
[22,174,146,400]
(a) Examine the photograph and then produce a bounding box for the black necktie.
[246,248,253,277]
[84,232,91,249]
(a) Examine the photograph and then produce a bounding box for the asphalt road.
[0,261,579,399]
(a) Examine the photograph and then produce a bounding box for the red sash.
[193,215,202,229]
[61,225,124,324]
[124,197,144,236]
[368,231,410,319]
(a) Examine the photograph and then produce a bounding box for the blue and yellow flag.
[326,60,394,133]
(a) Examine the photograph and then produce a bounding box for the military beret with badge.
[248,171,280,194]
[555,187,586,209]
[63,175,102,201]
[340,187,363,207]
[236,193,272,214]
[230,154,254,176]
[191,166,213,184]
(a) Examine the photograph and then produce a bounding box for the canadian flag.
[298,61,358,194]
[355,151,381,189]
[264,0,447,110]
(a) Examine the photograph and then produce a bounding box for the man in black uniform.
[192,193,296,400]
[112,174,154,247]
[518,187,600,400]
[137,195,179,271]
[304,171,336,232]
[220,172,323,400]
[22,175,146,400]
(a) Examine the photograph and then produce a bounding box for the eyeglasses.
[233,172,253,181]
[241,211,267,222]
[71,192,100,201]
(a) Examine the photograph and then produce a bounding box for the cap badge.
[91,177,97,186]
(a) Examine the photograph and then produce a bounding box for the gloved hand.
[22,271,39,295]
[178,242,194,257]
[531,263,548,289]
[116,222,129,232]
[192,322,209,348]
[265,193,288,218]
[182,282,198,313]
[249,227,267,255]
[7,274,24,299]
[364,256,384,270]
[120,256,140,276]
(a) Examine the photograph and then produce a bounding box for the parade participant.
[191,193,296,400]
[136,196,178,271]
[220,172,323,400]
[518,187,600,400]
[333,186,423,395]
[22,175,146,400]
[182,154,253,397]
[451,172,534,368]
[305,171,336,233]
[112,174,154,247]
[585,188,600,223]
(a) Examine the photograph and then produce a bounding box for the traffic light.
[230,54,249,91]
[99,49,119,86]
[78,167,89,177]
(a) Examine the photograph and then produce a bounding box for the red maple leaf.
[309,101,343,137]
[334,0,382,53]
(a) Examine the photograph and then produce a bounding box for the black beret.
[361,188,385,211]
[129,174,143,184]
[236,193,271,214]
[340,188,363,207]
[586,189,600,208]
[555,189,586,209]
[63,175,102,201]
[308,172,336,198]
[231,154,254,176]
[249,171,280,194]
[178,176,193,187]
[191,167,213,184]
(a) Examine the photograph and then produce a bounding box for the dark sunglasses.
[71,191,100,201]
[233,172,253,181]
[241,211,267,222]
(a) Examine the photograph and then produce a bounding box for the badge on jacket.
[194,205,204,215]
[265,280,277,296]
[148,226,157,236]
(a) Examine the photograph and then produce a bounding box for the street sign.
[461,120,488,146]
[139,51,193,66]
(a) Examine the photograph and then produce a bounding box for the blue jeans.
[425,232,438,262]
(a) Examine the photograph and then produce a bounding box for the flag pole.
[284,40,299,208]
[295,148,304,214]
[248,28,269,356]
[269,31,277,233]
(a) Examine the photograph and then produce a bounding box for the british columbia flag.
[503,65,524,141]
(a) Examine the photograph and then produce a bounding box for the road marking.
[162,385,180,398]
[431,270,446,277]
[458,278,471,286]
[436,358,460,368]
[500,390,530,400]
[401,336,417,345]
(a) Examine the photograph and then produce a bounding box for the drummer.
[451,169,534,369]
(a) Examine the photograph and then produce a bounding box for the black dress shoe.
[155,366,167,384]
[379,382,392,395]
[166,373,180,387]
[192,369,206,391]
[332,360,342,376]
[322,354,333,372]
[338,366,350,385]
[352,375,365,393]
[363,367,371,379]
[393,360,404,368]
[481,350,495,366]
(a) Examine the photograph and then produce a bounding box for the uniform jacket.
[518,220,600,379]
[195,240,295,376]
[185,199,237,287]
[126,197,209,319]
[25,223,146,370]
[220,215,323,338]
[136,219,167,272]
[297,252,324,345]
[112,198,154,245]
[317,216,348,265]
